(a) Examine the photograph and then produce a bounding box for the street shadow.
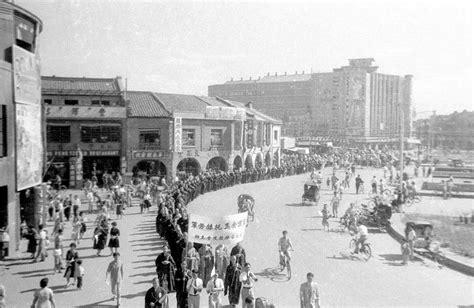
[121,290,147,299]
[135,252,159,258]
[129,238,159,243]
[132,259,155,264]
[285,203,306,207]
[254,267,289,282]
[128,271,156,278]
[134,279,156,285]
[133,264,156,270]
[75,298,117,307]
[14,268,52,275]
[132,247,162,252]
[301,228,322,231]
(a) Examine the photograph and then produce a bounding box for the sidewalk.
[387,213,474,276]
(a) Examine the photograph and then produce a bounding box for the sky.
[18,0,473,118]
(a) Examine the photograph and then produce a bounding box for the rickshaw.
[238,194,255,222]
[302,181,320,205]
[406,221,434,249]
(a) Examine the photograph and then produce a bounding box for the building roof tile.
[127,91,170,117]
[41,76,123,94]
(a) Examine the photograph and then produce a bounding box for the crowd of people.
[24,146,425,307]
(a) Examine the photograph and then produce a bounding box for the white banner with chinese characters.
[174,117,182,152]
[188,212,248,245]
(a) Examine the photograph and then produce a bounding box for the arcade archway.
[206,156,228,172]
[273,151,280,167]
[255,153,263,168]
[265,152,272,167]
[245,155,253,169]
[133,160,167,177]
[177,158,201,176]
[233,155,242,171]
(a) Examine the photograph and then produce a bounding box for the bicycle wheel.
[382,189,392,198]
[349,239,356,252]
[286,260,291,279]
[414,196,422,203]
[361,244,372,260]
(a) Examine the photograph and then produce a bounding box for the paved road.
[1,167,473,307]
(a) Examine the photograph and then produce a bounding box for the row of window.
[44,99,115,106]
[46,125,225,147]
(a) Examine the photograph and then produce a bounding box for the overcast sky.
[19,0,472,117]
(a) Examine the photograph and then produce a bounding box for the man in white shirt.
[186,269,203,308]
[239,263,258,308]
[206,272,224,308]
[278,231,294,270]
[353,222,369,254]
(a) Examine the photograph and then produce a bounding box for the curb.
[386,223,474,277]
[418,191,474,199]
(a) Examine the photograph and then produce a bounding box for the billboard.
[13,46,43,190]
[206,106,246,121]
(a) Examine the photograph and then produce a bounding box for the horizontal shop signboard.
[47,150,119,157]
[133,150,170,159]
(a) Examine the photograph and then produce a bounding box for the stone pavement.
[1,166,473,307]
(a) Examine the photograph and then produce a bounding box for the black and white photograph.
[0,0,472,307]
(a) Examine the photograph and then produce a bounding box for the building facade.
[208,58,413,145]
[126,92,282,180]
[0,1,43,253]
[42,76,127,188]
[414,110,474,151]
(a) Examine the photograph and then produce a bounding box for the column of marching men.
[20,147,408,307]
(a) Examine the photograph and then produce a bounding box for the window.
[91,100,101,106]
[47,124,71,143]
[210,129,223,146]
[274,130,279,141]
[0,105,6,157]
[182,129,196,147]
[139,129,161,149]
[64,100,78,106]
[80,124,120,143]
[101,101,110,106]
[44,99,52,105]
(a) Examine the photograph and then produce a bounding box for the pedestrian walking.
[76,259,85,290]
[53,229,64,273]
[405,225,416,261]
[330,194,340,218]
[79,212,87,239]
[299,272,320,308]
[31,278,56,308]
[155,245,176,292]
[239,263,258,308]
[186,269,203,308]
[108,221,120,255]
[206,272,224,308]
[34,224,48,263]
[71,216,81,245]
[26,225,39,259]
[64,243,79,288]
[72,195,81,219]
[0,284,5,308]
[214,244,229,279]
[145,277,169,308]
[105,252,124,306]
[321,204,330,232]
[230,242,246,267]
[224,256,242,307]
[355,175,363,194]
[93,220,108,256]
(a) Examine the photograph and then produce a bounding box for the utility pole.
[400,107,405,193]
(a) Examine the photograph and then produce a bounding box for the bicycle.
[349,235,372,261]
[404,193,422,207]
[279,250,292,279]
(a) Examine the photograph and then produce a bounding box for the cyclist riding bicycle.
[352,221,368,254]
[278,230,294,269]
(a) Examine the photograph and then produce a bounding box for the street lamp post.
[400,108,405,194]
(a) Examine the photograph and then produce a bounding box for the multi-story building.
[0,1,43,253]
[209,58,413,146]
[126,92,282,180]
[42,76,127,188]
[415,110,474,150]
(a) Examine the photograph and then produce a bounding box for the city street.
[1,166,473,307]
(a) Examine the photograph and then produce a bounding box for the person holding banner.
[206,272,224,308]
[239,263,258,308]
[224,255,242,307]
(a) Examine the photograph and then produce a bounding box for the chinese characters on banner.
[174,117,182,152]
[188,212,248,245]
[13,46,43,190]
